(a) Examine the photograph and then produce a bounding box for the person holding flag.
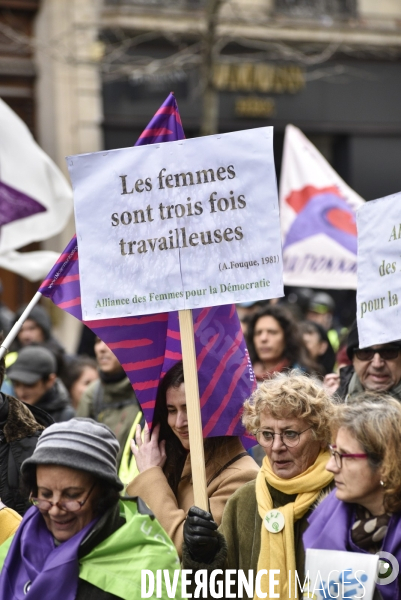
[128,361,258,557]
[0,93,259,578]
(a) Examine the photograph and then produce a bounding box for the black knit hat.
[346,321,359,360]
[22,418,123,491]
[347,321,401,360]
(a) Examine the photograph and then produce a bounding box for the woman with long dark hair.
[246,304,317,381]
[126,361,259,557]
[300,320,336,376]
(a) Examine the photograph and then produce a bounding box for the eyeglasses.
[354,347,400,361]
[254,426,313,448]
[30,481,96,513]
[328,444,368,469]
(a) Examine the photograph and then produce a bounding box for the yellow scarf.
[254,449,333,599]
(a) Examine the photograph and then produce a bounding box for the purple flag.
[0,180,46,229]
[39,93,256,446]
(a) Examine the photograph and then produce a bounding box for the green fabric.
[347,371,401,401]
[79,499,183,600]
[0,501,184,600]
[0,534,13,567]
[327,329,340,352]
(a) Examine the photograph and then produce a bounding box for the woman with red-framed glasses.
[304,395,401,600]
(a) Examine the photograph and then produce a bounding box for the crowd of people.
[0,287,400,599]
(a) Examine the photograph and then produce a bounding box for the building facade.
[2,0,401,345]
[101,0,401,201]
[0,0,40,311]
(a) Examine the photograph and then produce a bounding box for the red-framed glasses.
[328,444,368,469]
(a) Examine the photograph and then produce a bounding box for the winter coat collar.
[338,365,401,402]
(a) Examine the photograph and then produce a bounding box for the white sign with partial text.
[357,192,401,348]
[305,549,378,600]
[68,128,283,319]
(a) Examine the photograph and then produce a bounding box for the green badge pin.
[264,509,285,533]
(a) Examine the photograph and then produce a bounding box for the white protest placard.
[305,549,378,600]
[68,128,283,320]
[357,191,401,348]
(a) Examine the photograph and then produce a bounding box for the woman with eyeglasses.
[182,371,335,598]
[0,418,181,600]
[304,395,401,600]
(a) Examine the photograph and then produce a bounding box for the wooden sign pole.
[178,308,209,512]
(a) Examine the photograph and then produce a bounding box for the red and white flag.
[279,124,364,289]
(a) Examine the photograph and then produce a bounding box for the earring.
[380,480,384,486]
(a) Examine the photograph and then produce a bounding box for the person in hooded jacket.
[0,345,53,515]
[7,346,75,423]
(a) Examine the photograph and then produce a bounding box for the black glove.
[184,506,219,563]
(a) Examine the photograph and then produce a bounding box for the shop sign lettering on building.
[68,128,283,319]
[213,63,305,94]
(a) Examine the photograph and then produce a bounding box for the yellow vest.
[0,502,21,546]
[118,411,143,486]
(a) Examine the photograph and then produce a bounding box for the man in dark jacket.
[0,348,53,515]
[7,346,75,422]
[324,321,401,401]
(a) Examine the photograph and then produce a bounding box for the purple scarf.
[0,506,98,600]
[303,490,401,600]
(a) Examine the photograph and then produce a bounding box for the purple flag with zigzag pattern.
[0,181,46,229]
[39,93,256,446]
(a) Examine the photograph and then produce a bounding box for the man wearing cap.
[0,342,53,515]
[7,346,75,423]
[324,321,401,401]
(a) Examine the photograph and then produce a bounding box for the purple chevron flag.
[0,182,46,230]
[39,93,256,446]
